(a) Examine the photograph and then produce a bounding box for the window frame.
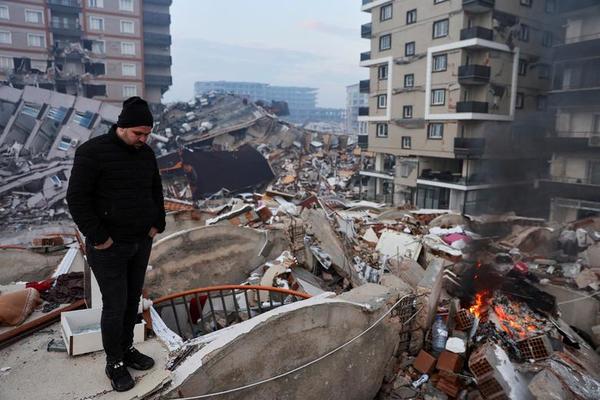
[403,105,413,119]
[88,0,104,8]
[401,136,411,149]
[120,41,136,55]
[25,9,44,24]
[0,30,12,44]
[120,19,135,34]
[0,55,13,70]
[428,123,444,139]
[121,63,136,77]
[405,41,415,57]
[376,123,388,138]
[377,94,387,109]
[432,53,448,72]
[378,64,388,81]
[119,0,134,12]
[433,19,449,39]
[89,16,105,31]
[404,73,415,88]
[519,24,530,42]
[520,0,532,7]
[27,33,45,48]
[431,89,446,106]
[406,9,417,25]
[0,5,9,20]
[518,59,527,76]
[380,4,392,22]
[379,34,392,51]
[91,40,105,54]
[516,92,524,109]
[122,85,137,98]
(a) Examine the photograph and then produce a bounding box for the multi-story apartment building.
[0,0,172,106]
[540,0,600,223]
[346,83,368,134]
[358,0,559,214]
[195,81,344,124]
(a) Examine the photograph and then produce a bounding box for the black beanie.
[117,96,154,128]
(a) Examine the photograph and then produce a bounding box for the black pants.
[86,237,152,364]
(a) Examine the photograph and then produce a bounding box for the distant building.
[0,0,173,106]
[345,83,368,134]
[194,80,343,124]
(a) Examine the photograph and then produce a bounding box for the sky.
[163,0,369,108]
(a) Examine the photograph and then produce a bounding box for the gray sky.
[163,0,369,108]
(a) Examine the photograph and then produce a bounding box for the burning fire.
[468,291,487,319]
[492,301,540,339]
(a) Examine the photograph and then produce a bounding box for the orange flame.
[469,291,487,319]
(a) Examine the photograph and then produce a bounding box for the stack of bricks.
[468,343,512,400]
[517,335,553,361]
[435,351,464,397]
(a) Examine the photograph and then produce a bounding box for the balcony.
[539,177,600,204]
[145,74,173,86]
[454,138,485,158]
[49,20,82,38]
[358,135,368,149]
[458,65,491,85]
[554,36,600,61]
[460,26,493,41]
[360,51,371,62]
[143,0,172,5]
[456,101,489,113]
[549,87,600,108]
[144,53,172,66]
[462,0,494,13]
[546,132,600,151]
[359,79,370,94]
[361,23,372,39]
[144,32,172,46]
[47,0,81,13]
[358,107,369,116]
[143,11,171,26]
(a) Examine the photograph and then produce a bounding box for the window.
[431,89,446,105]
[27,34,45,48]
[434,0,448,3]
[91,40,105,54]
[376,123,388,138]
[89,16,104,31]
[518,59,527,76]
[121,41,135,55]
[377,94,387,109]
[401,136,411,149]
[432,54,447,72]
[0,56,13,70]
[25,9,43,24]
[122,63,136,76]
[119,0,134,11]
[0,31,11,44]
[0,5,8,19]
[123,85,137,98]
[590,161,600,185]
[538,64,550,79]
[518,24,529,42]
[542,31,553,47]
[537,95,547,111]
[520,0,532,7]
[88,0,104,8]
[57,137,72,151]
[545,0,556,13]
[47,106,68,123]
[120,20,134,34]
[428,123,444,139]
[405,41,415,56]
[73,111,95,128]
[379,34,391,51]
[433,19,449,38]
[403,106,413,119]
[378,64,388,80]
[404,74,414,88]
[380,4,392,21]
[516,92,524,109]
[406,9,416,25]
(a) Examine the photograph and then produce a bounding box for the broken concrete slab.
[387,258,425,288]
[528,369,574,400]
[376,230,422,262]
[415,258,445,331]
[575,268,599,290]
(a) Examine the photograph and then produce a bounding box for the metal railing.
[545,175,600,186]
[152,285,312,340]
[360,51,371,62]
[47,0,81,7]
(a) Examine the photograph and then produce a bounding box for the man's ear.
[116,127,124,135]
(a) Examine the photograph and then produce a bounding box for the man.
[67,97,165,392]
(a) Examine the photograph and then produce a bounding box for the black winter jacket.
[67,125,166,245]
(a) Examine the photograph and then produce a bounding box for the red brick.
[437,378,461,398]
[413,350,437,374]
[436,350,464,373]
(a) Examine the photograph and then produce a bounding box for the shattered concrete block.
[415,258,445,331]
[575,268,599,290]
[387,258,425,288]
[528,369,573,400]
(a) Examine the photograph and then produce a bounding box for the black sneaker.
[124,347,155,370]
[105,361,135,392]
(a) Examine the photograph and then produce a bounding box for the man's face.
[117,126,152,148]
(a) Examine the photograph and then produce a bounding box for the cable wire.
[175,295,421,399]
[557,290,600,306]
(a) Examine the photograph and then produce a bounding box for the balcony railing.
[144,0,172,5]
[545,175,600,186]
[144,32,172,46]
[454,138,485,158]
[361,23,372,39]
[456,101,489,113]
[144,53,172,66]
[143,11,171,26]
[462,0,495,13]
[152,285,311,340]
[47,0,81,12]
[458,65,491,85]
[358,106,369,116]
[359,79,370,94]
[49,20,82,37]
[145,74,173,86]
[360,51,371,62]
[460,26,494,41]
